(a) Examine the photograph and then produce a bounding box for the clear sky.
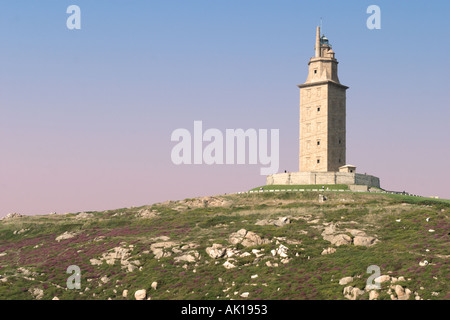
[0,0,449,217]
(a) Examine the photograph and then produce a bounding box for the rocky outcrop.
[90,246,140,272]
[229,229,269,247]
[353,236,377,247]
[206,244,227,259]
[56,231,78,242]
[343,286,364,300]
[321,223,378,247]
[2,213,23,221]
[321,247,336,255]
[137,208,159,219]
[255,217,290,227]
[339,276,354,286]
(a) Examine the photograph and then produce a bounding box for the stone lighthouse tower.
[298,26,348,172]
[265,25,380,189]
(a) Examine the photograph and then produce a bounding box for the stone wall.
[266,171,380,188]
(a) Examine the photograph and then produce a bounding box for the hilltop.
[0,189,448,300]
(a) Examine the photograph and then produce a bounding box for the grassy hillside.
[0,190,448,300]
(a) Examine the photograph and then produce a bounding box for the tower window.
[317,159,320,164]
[314,69,318,74]
[317,107,321,112]
[339,159,341,163]
[339,139,341,144]
[317,141,320,146]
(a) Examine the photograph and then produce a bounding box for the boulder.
[369,290,379,300]
[353,236,377,247]
[2,213,23,220]
[343,286,364,300]
[339,277,354,286]
[174,254,196,263]
[206,244,227,259]
[75,212,94,220]
[323,234,352,246]
[273,217,291,227]
[223,260,236,269]
[395,285,410,300]
[135,289,147,300]
[55,231,77,242]
[374,275,390,284]
[321,247,336,255]
[229,229,269,247]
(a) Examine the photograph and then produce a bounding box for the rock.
[206,244,227,259]
[274,217,291,227]
[275,244,289,258]
[346,229,367,237]
[100,276,110,284]
[229,229,269,247]
[223,260,236,269]
[2,213,23,220]
[374,275,391,284]
[339,277,354,286]
[151,282,158,290]
[90,258,103,266]
[323,234,352,246]
[343,286,364,300]
[321,247,336,255]
[150,241,178,259]
[240,292,249,298]
[135,289,147,300]
[137,209,159,219]
[255,217,290,227]
[55,231,77,242]
[91,246,140,272]
[52,296,59,300]
[353,236,377,247]
[75,212,94,220]
[122,290,128,298]
[394,285,411,300]
[419,260,428,267]
[174,254,197,263]
[29,288,44,300]
[394,285,404,297]
[13,228,29,235]
[318,194,327,202]
[251,275,258,279]
[322,224,338,235]
[251,249,263,257]
[369,290,379,300]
